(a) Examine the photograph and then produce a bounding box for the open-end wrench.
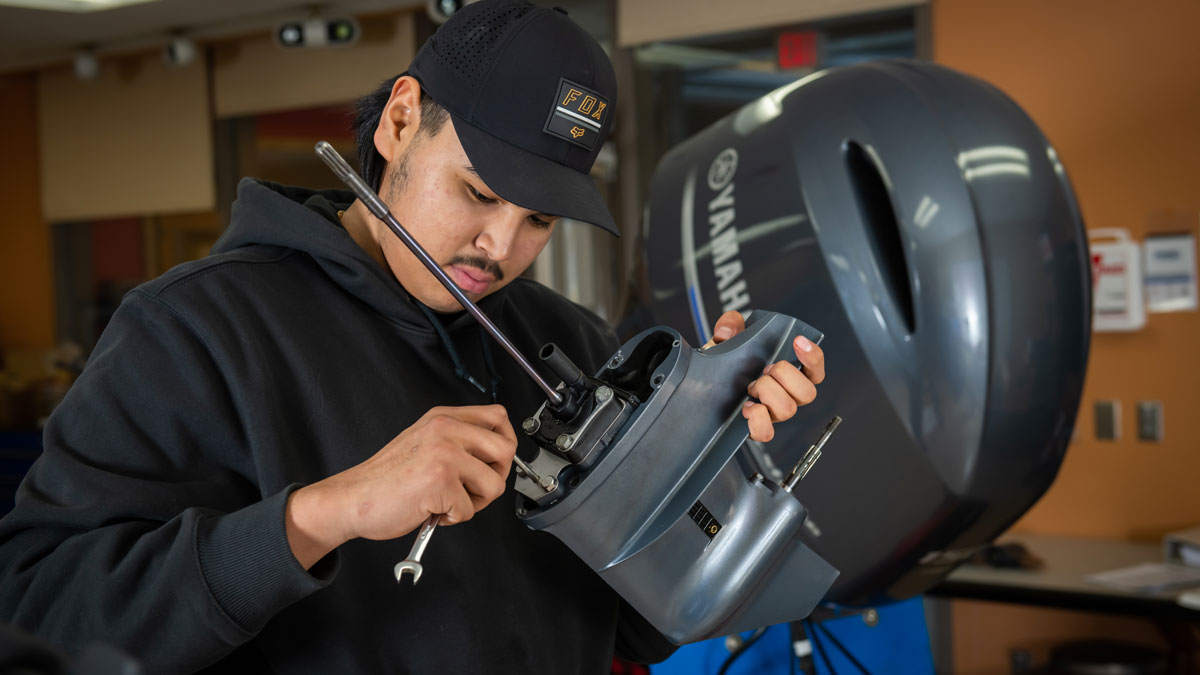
[393,514,440,584]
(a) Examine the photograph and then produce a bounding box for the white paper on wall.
[1144,232,1198,313]
[1090,228,1146,332]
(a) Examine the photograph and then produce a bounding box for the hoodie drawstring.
[415,301,500,403]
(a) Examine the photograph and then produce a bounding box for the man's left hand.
[703,310,825,443]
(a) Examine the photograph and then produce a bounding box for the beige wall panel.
[617,0,923,46]
[213,12,415,118]
[37,53,214,223]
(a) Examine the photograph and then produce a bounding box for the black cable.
[716,626,769,675]
[805,620,837,675]
[812,620,871,675]
[790,632,798,675]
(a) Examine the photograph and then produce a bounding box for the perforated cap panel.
[429,0,534,85]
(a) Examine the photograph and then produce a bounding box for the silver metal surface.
[514,450,572,503]
[513,456,557,493]
[393,514,440,584]
[783,416,842,491]
[314,141,564,406]
[521,417,540,435]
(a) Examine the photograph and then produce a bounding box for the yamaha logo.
[705,146,750,313]
[707,148,738,191]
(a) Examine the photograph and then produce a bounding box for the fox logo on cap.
[544,78,609,150]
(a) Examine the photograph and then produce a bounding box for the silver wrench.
[393,514,440,584]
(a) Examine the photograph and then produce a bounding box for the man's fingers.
[793,337,825,385]
[747,375,797,423]
[421,411,517,474]
[702,310,746,349]
[763,362,817,409]
[428,404,517,442]
[457,451,508,505]
[439,486,477,525]
[742,402,774,442]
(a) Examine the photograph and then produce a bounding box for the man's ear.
[373,75,423,162]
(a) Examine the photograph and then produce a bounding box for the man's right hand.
[285,404,517,569]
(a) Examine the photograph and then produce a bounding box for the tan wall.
[934,1,1200,671]
[37,51,214,223]
[934,0,1200,542]
[617,0,924,46]
[212,12,415,118]
[0,73,55,351]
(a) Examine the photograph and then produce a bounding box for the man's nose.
[475,209,525,261]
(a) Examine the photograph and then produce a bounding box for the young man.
[0,1,824,672]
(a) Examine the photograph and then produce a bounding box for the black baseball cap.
[409,0,619,235]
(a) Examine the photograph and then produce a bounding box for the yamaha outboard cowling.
[642,59,1091,605]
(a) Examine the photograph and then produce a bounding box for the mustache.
[445,255,504,282]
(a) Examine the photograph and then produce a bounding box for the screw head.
[516,506,527,517]
[521,417,540,435]
[596,386,613,403]
[556,434,574,450]
[863,608,879,627]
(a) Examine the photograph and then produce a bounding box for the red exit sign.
[778,31,818,69]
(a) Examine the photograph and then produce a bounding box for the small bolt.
[863,608,879,627]
[516,506,527,517]
[749,472,764,485]
[521,417,540,435]
[596,386,613,403]
[556,434,574,451]
[540,476,558,493]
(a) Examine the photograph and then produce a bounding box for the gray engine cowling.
[641,59,1091,605]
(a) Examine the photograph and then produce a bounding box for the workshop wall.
[933,1,1200,672]
[616,0,922,47]
[37,51,215,223]
[0,73,54,352]
[212,12,415,118]
[934,0,1200,540]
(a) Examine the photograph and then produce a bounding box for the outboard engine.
[641,59,1091,605]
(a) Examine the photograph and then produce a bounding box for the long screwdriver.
[315,141,564,407]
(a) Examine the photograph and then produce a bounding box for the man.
[0,1,825,672]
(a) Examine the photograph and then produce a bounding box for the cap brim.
[449,114,619,236]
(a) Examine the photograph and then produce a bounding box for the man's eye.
[529,215,552,229]
[469,186,495,204]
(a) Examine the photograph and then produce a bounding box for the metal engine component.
[516,311,840,644]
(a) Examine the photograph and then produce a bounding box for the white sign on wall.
[1089,228,1146,332]
[1143,232,1198,313]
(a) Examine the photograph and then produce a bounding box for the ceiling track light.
[163,34,196,67]
[274,17,360,49]
[73,48,100,80]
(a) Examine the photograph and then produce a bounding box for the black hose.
[812,620,871,675]
[805,620,836,675]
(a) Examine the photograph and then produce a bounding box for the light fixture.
[275,17,359,49]
[163,35,197,67]
[0,0,161,11]
[73,49,99,80]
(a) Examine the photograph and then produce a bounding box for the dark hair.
[353,73,450,192]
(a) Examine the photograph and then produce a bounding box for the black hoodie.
[0,179,675,673]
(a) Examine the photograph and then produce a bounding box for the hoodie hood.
[213,178,510,336]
